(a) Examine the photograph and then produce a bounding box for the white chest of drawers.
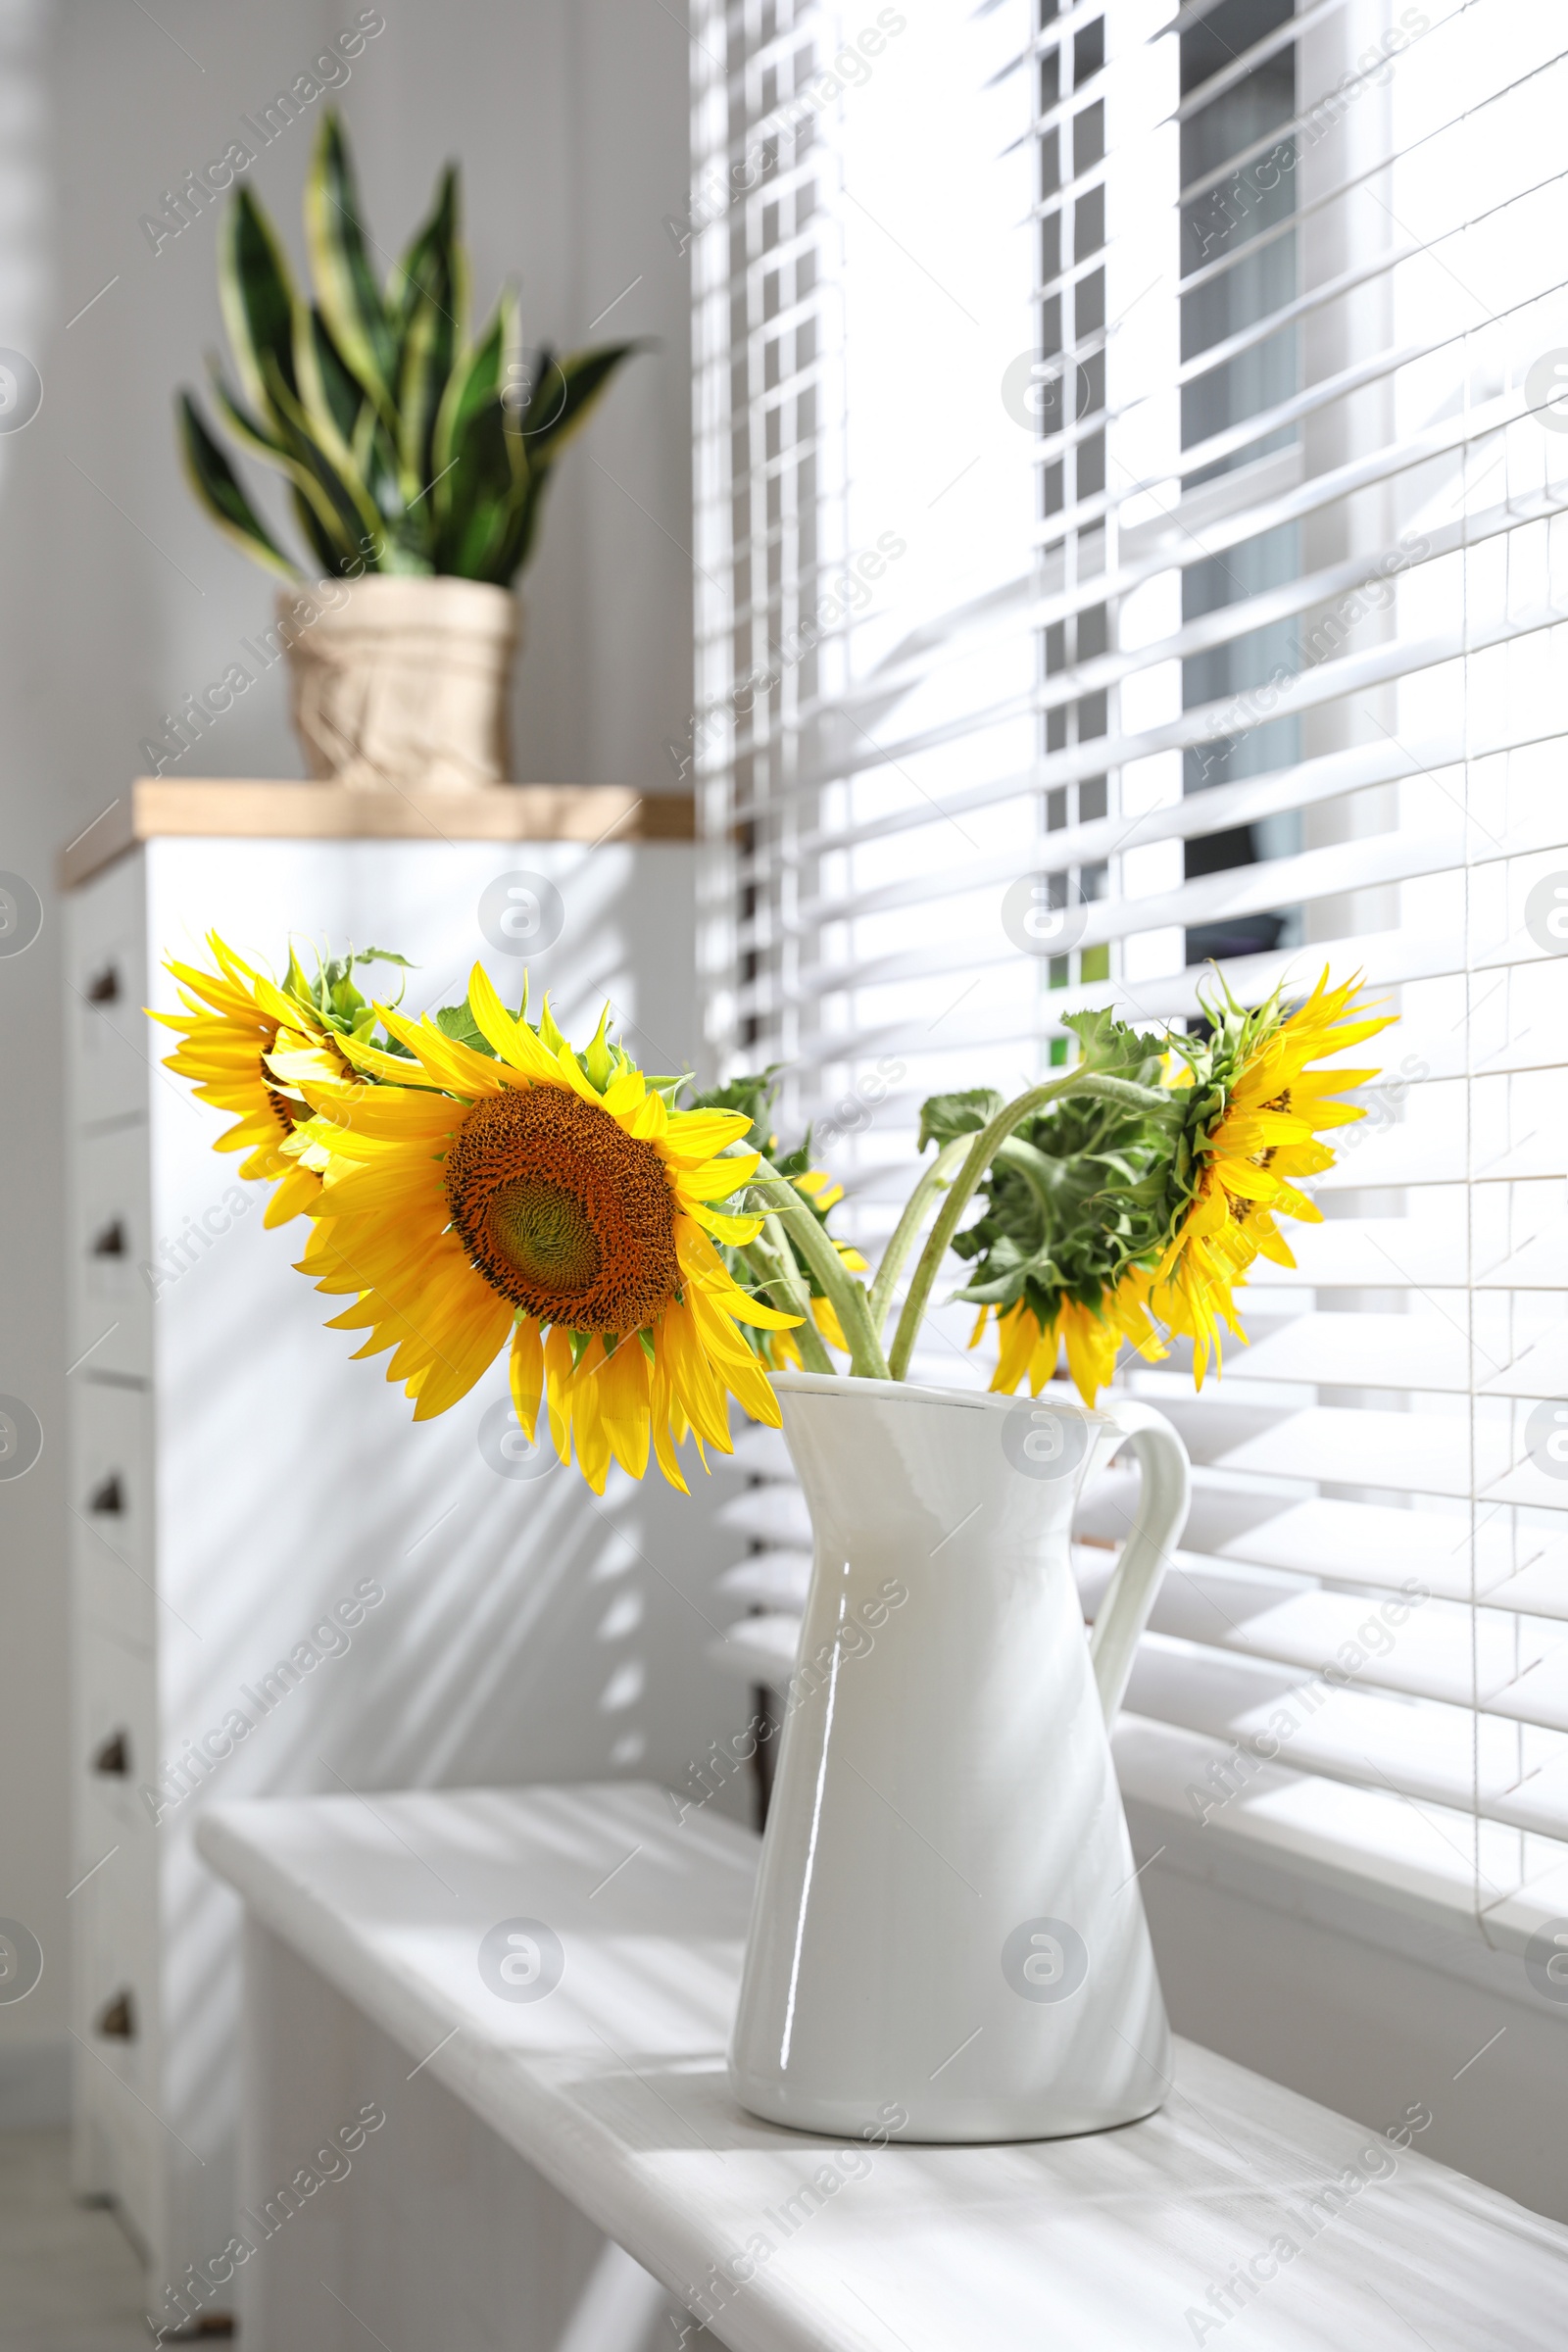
[61,781,742,2304]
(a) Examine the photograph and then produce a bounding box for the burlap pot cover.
[281,574,520,790]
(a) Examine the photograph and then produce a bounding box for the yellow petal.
[662,1298,733,1450]
[335,1030,450,1087]
[510,1318,545,1441]
[684,1203,765,1245]
[811,1296,848,1352]
[542,1326,576,1466]
[660,1109,755,1163]
[466,964,567,1083]
[677,1151,761,1202]
[625,1090,669,1140]
[565,1343,613,1493]
[648,1345,691,1494]
[599,1065,647,1119]
[411,1290,514,1418]
[376,1004,514,1097]
[261,1163,320,1228]
[594,1335,653,1480]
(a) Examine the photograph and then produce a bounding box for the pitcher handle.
[1087,1401,1191,1725]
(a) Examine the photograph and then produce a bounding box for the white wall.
[0,0,703,2120]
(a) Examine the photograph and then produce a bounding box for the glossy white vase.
[729,1371,1191,2142]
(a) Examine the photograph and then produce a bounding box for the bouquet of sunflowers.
[158,939,1392,1494]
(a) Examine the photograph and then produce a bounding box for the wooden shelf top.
[61,777,695,889]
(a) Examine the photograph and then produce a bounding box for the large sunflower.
[291,966,798,1494]
[155,933,349,1226]
[1151,968,1395,1381]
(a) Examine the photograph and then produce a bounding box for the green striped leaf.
[389,163,466,349]
[259,351,381,567]
[397,286,451,509]
[305,111,397,426]
[209,358,373,575]
[288,483,347,577]
[205,360,287,462]
[176,394,298,580]
[217,187,303,428]
[429,295,520,573]
[430,292,516,490]
[302,306,364,447]
[391,168,464,501]
[514,340,641,462]
[492,468,549,585]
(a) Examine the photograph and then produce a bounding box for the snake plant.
[177,112,640,584]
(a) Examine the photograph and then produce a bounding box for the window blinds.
[689,0,1568,1938]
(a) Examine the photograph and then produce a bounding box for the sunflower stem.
[867,1134,970,1342]
[747,1156,891,1380]
[739,1219,836,1375]
[886,1072,1172,1383]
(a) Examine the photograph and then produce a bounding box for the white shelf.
[198,1781,1568,2352]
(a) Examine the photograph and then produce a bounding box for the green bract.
[280,943,414,1040]
[177,113,642,585]
[1133,972,1295,1261]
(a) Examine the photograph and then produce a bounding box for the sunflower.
[970,1270,1167,1408]
[1151,968,1395,1382]
[291,965,799,1494]
[155,933,349,1226]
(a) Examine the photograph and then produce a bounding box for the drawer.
[75,1617,159,1844]
[70,1121,153,1379]
[70,1380,155,1650]
[67,857,150,1130]
[73,2049,164,2264]
[73,1834,162,2263]
[73,1625,161,2054]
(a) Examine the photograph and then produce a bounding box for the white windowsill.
[1114,1713,1568,2013]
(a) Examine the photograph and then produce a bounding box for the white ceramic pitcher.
[728,1370,1191,2142]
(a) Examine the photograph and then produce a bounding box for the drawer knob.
[89,1218,127,1259]
[85,963,122,1004]
[94,1988,136,2040]
[88,1472,124,1516]
[91,1730,130,1776]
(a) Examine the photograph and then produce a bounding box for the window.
[690,0,1568,1939]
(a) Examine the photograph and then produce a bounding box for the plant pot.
[728,1372,1191,2142]
[280,574,519,791]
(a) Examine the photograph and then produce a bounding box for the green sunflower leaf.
[916,1088,1004,1153]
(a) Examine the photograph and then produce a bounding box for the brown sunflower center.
[265,1085,297,1137]
[444,1086,679,1331]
